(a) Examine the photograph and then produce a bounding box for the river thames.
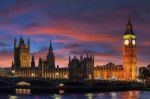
[1,91,149,99]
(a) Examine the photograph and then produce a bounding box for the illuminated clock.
[132,40,136,45]
[124,40,129,45]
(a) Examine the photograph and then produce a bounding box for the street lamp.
[89,74,92,80]
[12,70,15,77]
[64,75,68,79]
[55,72,59,79]
[31,73,35,78]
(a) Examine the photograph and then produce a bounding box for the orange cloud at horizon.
[0,47,148,69]
[0,18,149,68]
[23,19,117,44]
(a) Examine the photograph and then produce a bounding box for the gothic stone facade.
[12,38,68,79]
[68,55,94,80]
[94,63,123,80]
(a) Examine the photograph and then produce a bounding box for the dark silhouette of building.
[12,38,68,79]
[45,40,55,68]
[139,65,150,79]
[68,54,94,80]
[14,37,30,69]
[31,56,35,68]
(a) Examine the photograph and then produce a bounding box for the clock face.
[124,40,129,45]
[132,40,136,45]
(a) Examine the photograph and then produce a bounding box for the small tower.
[90,54,92,60]
[91,54,94,62]
[46,40,55,68]
[14,38,17,49]
[38,58,43,70]
[28,37,30,50]
[69,56,71,63]
[19,37,25,46]
[31,55,35,68]
[49,40,53,53]
[14,38,17,68]
[80,55,83,61]
[11,61,14,70]
[123,18,136,80]
[86,53,89,58]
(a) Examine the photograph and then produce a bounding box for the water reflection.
[9,96,18,99]
[85,93,93,99]
[16,88,31,94]
[3,91,150,99]
[120,91,139,99]
[111,92,117,99]
[53,94,61,99]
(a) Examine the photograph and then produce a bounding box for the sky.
[0,0,150,68]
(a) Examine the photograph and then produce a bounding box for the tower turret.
[69,56,71,62]
[19,37,25,46]
[49,40,53,53]
[80,55,83,60]
[46,40,55,68]
[11,61,14,70]
[31,55,35,68]
[86,54,89,58]
[92,54,94,62]
[14,38,17,49]
[38,58,42,70]
[28,37,30,49]
[124,18,134,35]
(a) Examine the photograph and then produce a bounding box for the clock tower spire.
[123,18,137,80]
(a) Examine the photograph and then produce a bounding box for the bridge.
[0,77,144,94]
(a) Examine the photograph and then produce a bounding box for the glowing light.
[59,83,64,87]
[111,92,117,99]
[11,70,15,74]
[15,89,31,94]
[9,96,18,99]
[55,72,59,78]
[124,40,129,45]
[31,73,35,77]
[132,40,136,45]
[86,93,93,99]
[54,94,61,99]
[123,34,136,39]
[16,81,30,86]
[89,74,92,80]
[64,75,68,78]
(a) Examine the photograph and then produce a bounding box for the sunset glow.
[0,0,150,67]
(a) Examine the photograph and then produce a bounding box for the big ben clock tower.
[123,19,136,80]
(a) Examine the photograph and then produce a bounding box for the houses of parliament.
[12,38,94,79]
[11,19,137,81]
[12,38,68,79]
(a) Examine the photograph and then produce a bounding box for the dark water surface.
[2,91,150,99]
